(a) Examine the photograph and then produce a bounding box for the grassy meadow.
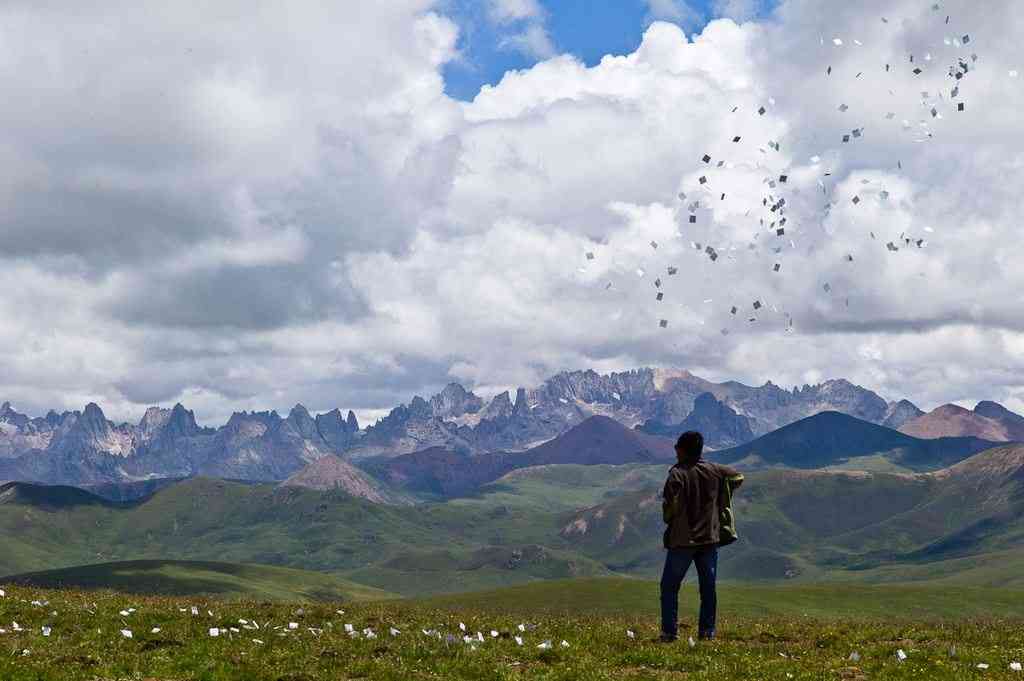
[2,576,1024,680]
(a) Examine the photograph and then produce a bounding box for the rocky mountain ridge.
[3,366,1020,489]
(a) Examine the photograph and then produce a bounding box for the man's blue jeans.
[660,545,718,639]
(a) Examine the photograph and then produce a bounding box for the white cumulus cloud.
[1,0,1023,424]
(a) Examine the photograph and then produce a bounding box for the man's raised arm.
[719,464,744,491]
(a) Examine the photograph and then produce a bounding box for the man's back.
[662,460,743,549]
[659,431,744,642]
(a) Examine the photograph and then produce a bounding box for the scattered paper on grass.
[121,629,133,639]
[515,636,523,646]
[1010,661,1022,671]
[896,649,907,661]
[151,627,161,634]
[41,626,51,637]
[209,628,220,637]
[538,640,552,650]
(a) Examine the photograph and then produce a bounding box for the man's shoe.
[698,631,715,641]
[657,633,678,643]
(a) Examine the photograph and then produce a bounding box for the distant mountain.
[882,399,925,429]
[0,402,360,487]
[366,415,674,497]
[899,403,1024,442]
[0,366,943,486]
[637,392,754,449]
[974,401,1024,440]
[711,411,997,472]
[280,455,392,504]
[348,368,908,459]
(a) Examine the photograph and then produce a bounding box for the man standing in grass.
[659,430,744,642]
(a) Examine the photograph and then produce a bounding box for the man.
[659,430,744,642]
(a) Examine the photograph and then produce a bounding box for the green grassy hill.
[1,560,394,602]
[3,445,1024,596]
[560,445,1024,583]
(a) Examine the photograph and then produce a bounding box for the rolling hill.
[560,444,1024,582]
[710,410,996,471]
[0,476,607,596]
[279,455,394,503]
[0,560,394,602]
[3,444,1023,596]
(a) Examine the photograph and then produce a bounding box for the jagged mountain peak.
[82,402,106,422]
[166,404,200,437]
[480,391,513,419]
[429,383,483,418]
[283,404,319,441]
[638,392,754,450]
[0,402,30,428]
[513,387,530,413]
[288,403,313,421]
[882,399,924,430]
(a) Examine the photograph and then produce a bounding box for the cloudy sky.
[2,0,1022,425]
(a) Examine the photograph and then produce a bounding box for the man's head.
[675,430,704,463]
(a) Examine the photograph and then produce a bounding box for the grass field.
[420,577,1024,620]
[2,577,1024,680]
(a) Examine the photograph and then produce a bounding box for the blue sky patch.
[441,0,773,101]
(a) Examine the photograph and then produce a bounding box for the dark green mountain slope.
[3,445,1023,595]
[710,411,995,471]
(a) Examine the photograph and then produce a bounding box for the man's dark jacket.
[662,459,744,549]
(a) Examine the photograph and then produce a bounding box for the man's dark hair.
[675,431,704,460]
